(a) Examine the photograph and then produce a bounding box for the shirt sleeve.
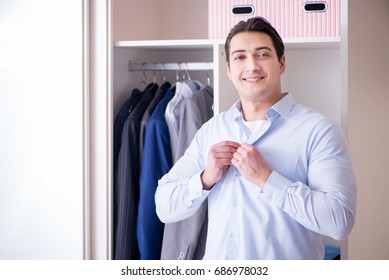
[262,121,357,240]
[155,128,210,224]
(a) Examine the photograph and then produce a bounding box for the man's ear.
[226,63,232,81]
[280,55,286,74]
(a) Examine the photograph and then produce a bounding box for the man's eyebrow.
[231,46,272,56]
[255,46,272,51]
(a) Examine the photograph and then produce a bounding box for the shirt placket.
[225,166,241,259]
[225,117,272,259]
[225,118,246,259]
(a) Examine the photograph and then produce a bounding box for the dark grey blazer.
[114,83,158,259]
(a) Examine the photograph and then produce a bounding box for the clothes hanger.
[152,63,157,84]
[184,62,191,81]
[176,63,181,82]
[206,62,211,85]
[161,63,167,82]
[140,62,148,85]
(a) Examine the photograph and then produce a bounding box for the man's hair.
[225,16,285,64]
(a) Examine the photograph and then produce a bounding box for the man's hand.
[201,141,240,190]
[231,143,272,189]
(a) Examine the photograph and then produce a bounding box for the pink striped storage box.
[208,0,341,39]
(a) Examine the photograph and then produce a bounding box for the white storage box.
[208,0,341,39]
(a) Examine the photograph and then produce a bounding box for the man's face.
[227,31,286,103]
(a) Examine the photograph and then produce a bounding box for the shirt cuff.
[186,171,210,202]
[262,171,291,206]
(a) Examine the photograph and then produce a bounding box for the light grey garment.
[165,80,203,163]
[176,85,214,159]
[160,85,213,260]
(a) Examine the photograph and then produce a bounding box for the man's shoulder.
[292,103,333,122]
[287,103,340,135]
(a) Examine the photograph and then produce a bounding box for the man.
[155,17,356,259]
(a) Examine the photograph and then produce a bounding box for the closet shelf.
[284,36,341,49]
[114,39,222,50]
[114,37,340,50]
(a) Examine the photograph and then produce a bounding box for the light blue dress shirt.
[155,93,356,260]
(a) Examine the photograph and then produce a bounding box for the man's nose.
[245,57,260,72]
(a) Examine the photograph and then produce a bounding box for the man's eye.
[257,53,269,58]
[234,56,244,61]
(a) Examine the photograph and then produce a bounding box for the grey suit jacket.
[160,85,213,260]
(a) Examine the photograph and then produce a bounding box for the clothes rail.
[128,62,213,72]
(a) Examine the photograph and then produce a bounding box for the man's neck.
[241,94,282,121]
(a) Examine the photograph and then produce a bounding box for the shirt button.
[178,252,185,260]
[233,201,238,207]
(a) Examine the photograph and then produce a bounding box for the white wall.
[282,47,341,125]
[0,0,85,259]
[112,0,208,41]
[347,0,389,259]
[112,0,160,41]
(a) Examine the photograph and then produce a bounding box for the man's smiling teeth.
[243,77,263,82]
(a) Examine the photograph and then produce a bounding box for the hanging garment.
[114,83,158,260]
[137,86,175,260]
[160,85,214,260]
[112,88,142,258]
[113,89,143,171]
[139,81,171,165]
[176,85,214,158]
[165,80,203,163]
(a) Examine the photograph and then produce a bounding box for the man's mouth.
[243,77,264,82]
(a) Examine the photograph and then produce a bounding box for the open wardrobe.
[113,61,214,260]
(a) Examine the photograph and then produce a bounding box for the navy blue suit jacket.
[137,87,174,260]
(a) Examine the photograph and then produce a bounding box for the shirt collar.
[230,100,243,122]
[229,92,295,121]
[267,92,295,119]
